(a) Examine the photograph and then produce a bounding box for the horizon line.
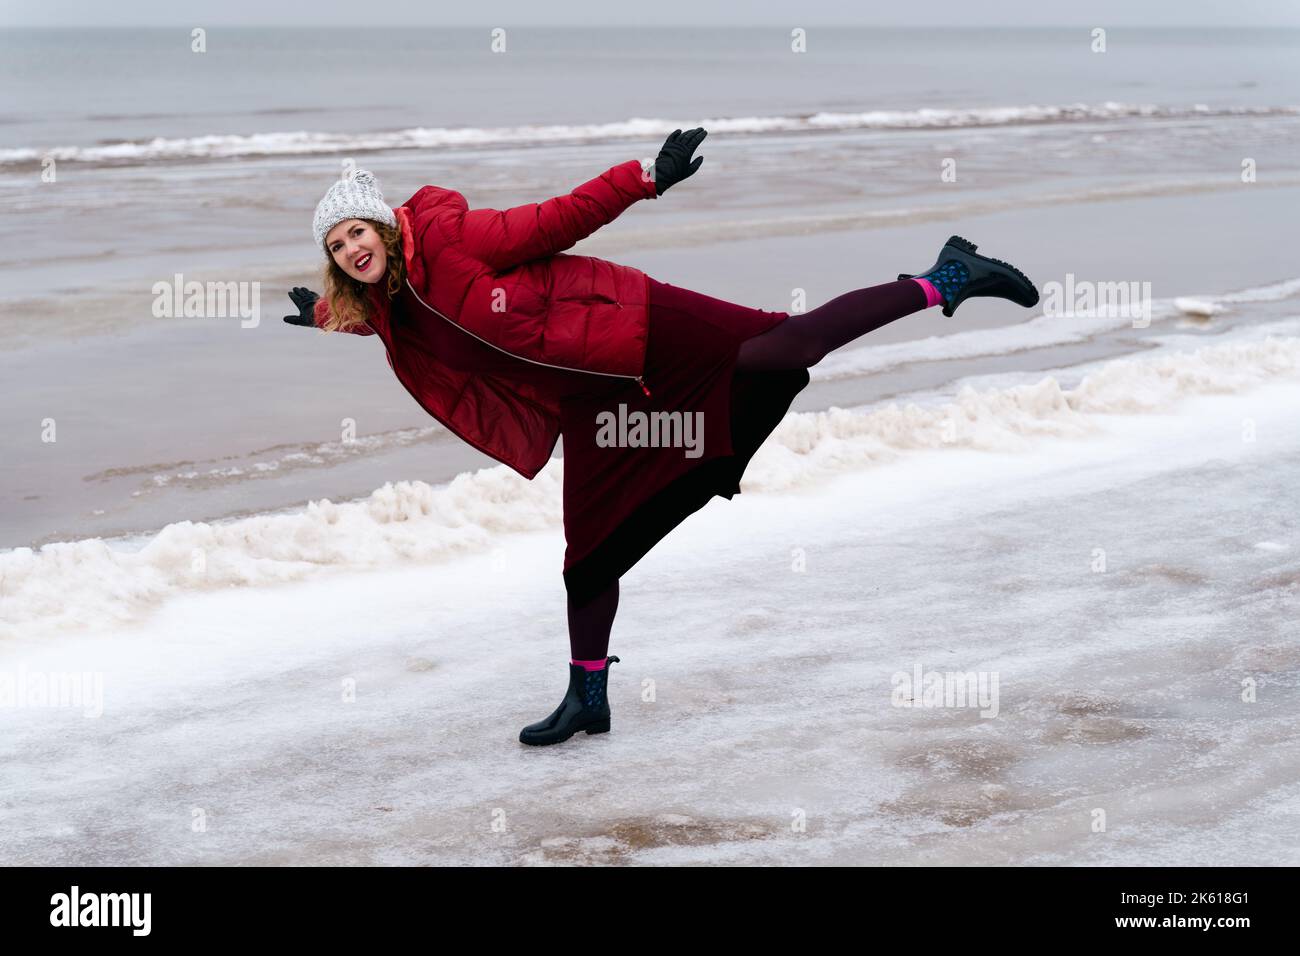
[5,23,1300,30]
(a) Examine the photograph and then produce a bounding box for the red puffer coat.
[313,158,659,478]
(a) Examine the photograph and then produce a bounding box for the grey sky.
[7,0,1300,28]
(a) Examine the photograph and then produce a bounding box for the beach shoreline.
[5,179,1300,550]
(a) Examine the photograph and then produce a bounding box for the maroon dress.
[398,276,810,605]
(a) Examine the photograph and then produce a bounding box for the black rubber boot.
[519,656,621,746]
[898,235,1039,318]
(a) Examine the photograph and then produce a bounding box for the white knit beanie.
[312,168,397,250]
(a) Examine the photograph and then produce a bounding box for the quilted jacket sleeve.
[455,159,657,272]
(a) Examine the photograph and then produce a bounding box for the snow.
[2,338,1298,864]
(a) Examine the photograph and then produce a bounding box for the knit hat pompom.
[312,167,397,251]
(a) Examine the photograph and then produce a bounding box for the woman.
[284,128,1039,746]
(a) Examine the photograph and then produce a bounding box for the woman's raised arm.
[456,127,707,272]
[456,159,656,272]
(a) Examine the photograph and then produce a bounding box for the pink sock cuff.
[912,277,944,309]
[572,658,608,671]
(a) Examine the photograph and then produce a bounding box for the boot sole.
[518,715,610,746]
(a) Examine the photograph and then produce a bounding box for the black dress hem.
[562,364,811,607]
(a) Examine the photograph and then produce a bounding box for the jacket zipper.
[365,317,544,476]
[402,278,652,397]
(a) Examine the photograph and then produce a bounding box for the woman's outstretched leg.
[568,577,619,667]
[737,234,1042,372]
[736,278,938,372]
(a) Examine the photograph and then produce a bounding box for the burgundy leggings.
[735,278,928,372]
[568,278,930,660]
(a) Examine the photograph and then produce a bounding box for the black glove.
[653,127,706,196]
[283,287,320,327]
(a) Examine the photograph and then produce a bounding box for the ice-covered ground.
[2,313,1298,865]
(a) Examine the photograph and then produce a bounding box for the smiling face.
[325,219,388,284]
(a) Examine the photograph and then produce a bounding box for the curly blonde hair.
[319,219,406,333]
